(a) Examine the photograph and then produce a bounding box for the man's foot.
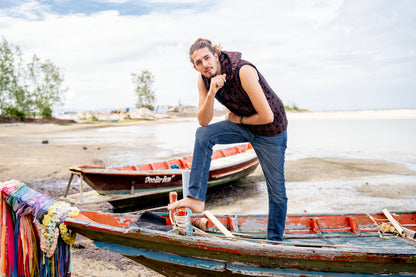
[168,197,205,213]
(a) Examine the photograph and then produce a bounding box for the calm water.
[287,118,416,169]
[59,118,416,170]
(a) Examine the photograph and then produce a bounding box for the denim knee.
[195,126,210,145]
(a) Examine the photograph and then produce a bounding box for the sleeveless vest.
[202,51,288,136]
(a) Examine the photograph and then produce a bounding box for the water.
[287,118,416,169]
[99,121,199,157]
[80,118,416,170]
[33,118,416,168]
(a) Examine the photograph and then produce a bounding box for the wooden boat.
[65,209,416,276]
[63,143,259,210]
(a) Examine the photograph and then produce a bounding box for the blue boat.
[65,208,416,276]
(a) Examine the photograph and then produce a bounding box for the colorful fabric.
[0,180,77,277]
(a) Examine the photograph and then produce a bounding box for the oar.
[382,208,416,240]
[203,210,234,238]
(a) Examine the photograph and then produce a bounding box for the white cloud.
[1,0,48,20]
[0,0,415,111]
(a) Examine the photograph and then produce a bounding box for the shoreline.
[2,108,416,130]
[0,108,414,137]
[287,108,416,120]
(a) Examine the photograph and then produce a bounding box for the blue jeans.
[188,120,287,241]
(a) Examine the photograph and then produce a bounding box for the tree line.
[0,37,156,122]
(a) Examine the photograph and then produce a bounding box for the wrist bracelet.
[240,116,244,124]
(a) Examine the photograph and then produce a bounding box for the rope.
[173,211,190,230]
[127,205,168,214]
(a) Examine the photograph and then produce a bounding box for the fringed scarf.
[1,180,77,277]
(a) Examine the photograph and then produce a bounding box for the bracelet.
[240,116,244,124]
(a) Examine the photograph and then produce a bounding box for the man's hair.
[189,38,222,64]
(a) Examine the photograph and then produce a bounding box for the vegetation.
[0,37,66,121]
[131,70,156,111]
[284,103,309,112]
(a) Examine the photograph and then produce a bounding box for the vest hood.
[220,51,242,82]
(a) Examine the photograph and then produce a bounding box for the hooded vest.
[202,51,288,136]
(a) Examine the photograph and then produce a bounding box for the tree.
[0,37,66,120]
[131,70,156,110]
[24,54,66,118]
[0,37,21,115]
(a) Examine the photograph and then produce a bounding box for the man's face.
[191,47,219,79]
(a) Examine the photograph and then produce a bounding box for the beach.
[1,109,416,276]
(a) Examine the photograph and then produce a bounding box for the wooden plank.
[382,208,405,237]
[203,210,234,238]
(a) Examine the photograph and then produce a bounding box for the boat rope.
[173,211,190,230]
[126,205,168,214]
[167,207,192,236]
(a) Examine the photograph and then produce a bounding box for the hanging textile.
[0,180,79,277]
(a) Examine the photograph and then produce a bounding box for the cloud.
[0,0,48,20]
[0,0,415,111]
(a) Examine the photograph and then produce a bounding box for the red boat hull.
[70,143,259,195]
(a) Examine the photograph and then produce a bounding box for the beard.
[202,67,216,79]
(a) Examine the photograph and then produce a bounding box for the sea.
[60,116,416,170]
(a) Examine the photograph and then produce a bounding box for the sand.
[1,109,415,276]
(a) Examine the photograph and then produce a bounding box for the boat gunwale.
[64,211,416,257]
[73,151,258,175]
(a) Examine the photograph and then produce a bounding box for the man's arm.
[197,74,226,126]
[226,65,274,125]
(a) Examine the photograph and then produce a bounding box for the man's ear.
[193,65,198,71]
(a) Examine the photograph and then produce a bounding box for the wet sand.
[1,109,416,276]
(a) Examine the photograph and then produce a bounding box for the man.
[168,38,288,241]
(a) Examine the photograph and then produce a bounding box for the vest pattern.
[202,51,287,136]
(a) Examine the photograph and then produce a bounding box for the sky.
[0,0,415,112]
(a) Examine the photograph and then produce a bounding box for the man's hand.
[209,74,226,95]
[225,111,241,124]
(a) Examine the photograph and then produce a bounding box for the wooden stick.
[382,208,405,237]
[203,210,234,238]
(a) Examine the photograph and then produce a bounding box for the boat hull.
[94,240,416,276]
[69,143,259,195]
[65,211,416,276]
[64,143,260,210]
[79,155,259,194]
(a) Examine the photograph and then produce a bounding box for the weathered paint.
[64,143,259,210]
[94,241,414,277]
[65,210,416,276]
[94,241,227,272]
